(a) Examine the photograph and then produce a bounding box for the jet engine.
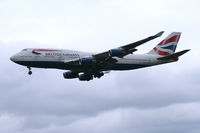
[109,48,124,57]
[79,73,93,81]
[79,57,95,65]
[63,71,78,79]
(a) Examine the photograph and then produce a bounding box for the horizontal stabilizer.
[157,49,190,60]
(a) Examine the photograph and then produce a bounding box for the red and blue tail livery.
[10,31,190,81]
[149,32,181,56]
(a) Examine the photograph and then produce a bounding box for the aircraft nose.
[10,55,16,62]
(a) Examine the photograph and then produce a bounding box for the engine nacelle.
[79,74,93,81]
[63,71,78,79]
[109,48,124,57]
[79,57,95,65]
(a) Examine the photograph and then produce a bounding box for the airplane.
[10,31,190,81]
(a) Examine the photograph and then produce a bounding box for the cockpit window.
[22,49,28,51]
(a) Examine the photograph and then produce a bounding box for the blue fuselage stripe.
[14,61,149,71]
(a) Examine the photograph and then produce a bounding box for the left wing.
[94,31,164,60]
[65,31,164,65]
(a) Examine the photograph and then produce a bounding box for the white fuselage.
[10,48,174,72]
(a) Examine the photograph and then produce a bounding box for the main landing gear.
[27,67,32,75]
[94,72,104,79]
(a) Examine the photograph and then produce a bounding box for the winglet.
[155,31,164,37]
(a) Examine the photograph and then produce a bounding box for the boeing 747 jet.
[10,31,190,81]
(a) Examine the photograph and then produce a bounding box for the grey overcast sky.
[0,0,200,133]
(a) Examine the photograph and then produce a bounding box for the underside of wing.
[64,56,117,66]
[64,58,80,65]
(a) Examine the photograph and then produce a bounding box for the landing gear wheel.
[94,72,104,78]
[28,71,32,75]
[27,67,32,75]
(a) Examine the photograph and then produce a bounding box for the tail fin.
[148,32,181,56]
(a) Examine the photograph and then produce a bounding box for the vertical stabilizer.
[148,32,181,56]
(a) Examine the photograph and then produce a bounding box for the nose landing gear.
[27,67,32,75]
